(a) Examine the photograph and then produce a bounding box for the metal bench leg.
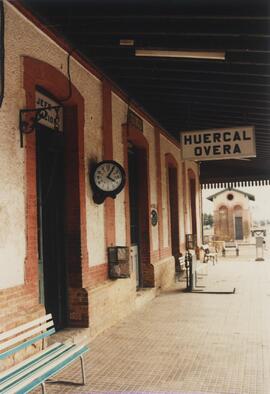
[41,382,46,394]
[80,355,86,385]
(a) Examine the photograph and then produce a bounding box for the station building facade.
[0,1,202,338]
[208,188,254,243]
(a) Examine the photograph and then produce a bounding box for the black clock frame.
[90,160,126,204]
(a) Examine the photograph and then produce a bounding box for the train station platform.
[38,246,270,394]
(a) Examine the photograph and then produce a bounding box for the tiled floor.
[42,246,270,393]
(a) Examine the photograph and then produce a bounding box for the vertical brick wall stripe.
[123,124,154,287]
[103,81,116,248]
[182,161,187,234]
[123,125,131,247]
[155,128,164,258]
[188,168,197,237]
[23,56,90,326]
[165,153,180,257]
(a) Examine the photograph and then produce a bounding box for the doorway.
[36,125,67,330]
[235,216,244,240]
[128,145,141,287]
[168,162,180,266]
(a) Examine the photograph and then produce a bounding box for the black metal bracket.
[19,106,63,148]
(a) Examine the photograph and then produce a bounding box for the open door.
[36,125,67,329]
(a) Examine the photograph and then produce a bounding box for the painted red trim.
[122,123,154,286]
[182,162,187,234]
[165,153,177,253]
[89,263,108,287]
[123,125,131,248]
[103,81,116,248]
[154,128,163,258]
[23,57,90,325]
[159,247,171,259]
[187,168,198,237]
[165,152,179,169]
[9,1,180,150]
[151,250,160,263]
[188,168,196,179]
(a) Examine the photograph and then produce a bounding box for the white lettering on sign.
[35,91,63,132]
[181,126,256,161]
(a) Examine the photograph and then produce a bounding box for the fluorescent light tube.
[135,49,226,60]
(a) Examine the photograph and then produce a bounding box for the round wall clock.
[91,160,126,203]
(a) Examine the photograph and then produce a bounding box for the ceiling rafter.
[20,0,270,184]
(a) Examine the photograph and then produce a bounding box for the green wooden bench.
[0,314,89,394]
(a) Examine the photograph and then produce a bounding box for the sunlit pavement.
[41,245,270,394]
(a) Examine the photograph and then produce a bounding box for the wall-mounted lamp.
[135,49,226,60]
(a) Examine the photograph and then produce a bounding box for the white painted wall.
[1,1,203,289]
[213,190,250,210]
[2,2,106,282]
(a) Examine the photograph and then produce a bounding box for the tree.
[203,213,214,227]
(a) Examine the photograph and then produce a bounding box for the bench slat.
[4,345,88,394]
[0,321,54,353]
[0,314,52,343]
[0,328,55,360]
[0,343,74,391]
[0,342,61,382]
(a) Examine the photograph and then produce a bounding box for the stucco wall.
[3,2,108,277]
[2,1,203,295]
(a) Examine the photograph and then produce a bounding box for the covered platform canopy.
[18,0,270,187]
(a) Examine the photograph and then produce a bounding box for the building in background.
[208,189,254,243]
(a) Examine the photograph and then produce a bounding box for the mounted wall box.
[108,247,130,279]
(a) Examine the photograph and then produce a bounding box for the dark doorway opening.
[235,217,244,240]
[128,145,141,287]
[36,125,67,330]
[168,165,180,266]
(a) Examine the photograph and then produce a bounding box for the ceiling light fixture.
[135,49,226,60]
[120,39,135,46]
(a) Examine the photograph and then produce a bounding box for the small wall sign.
[35,90,63,132]
[151,209,158,226]
[127,109,143,132]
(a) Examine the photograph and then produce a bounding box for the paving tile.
[33,245,270,394]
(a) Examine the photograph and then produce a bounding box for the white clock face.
[94,162,123,192]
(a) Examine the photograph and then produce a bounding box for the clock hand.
[107,166,115,181]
